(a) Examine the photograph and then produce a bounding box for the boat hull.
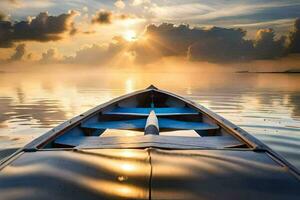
[0,148,299,200]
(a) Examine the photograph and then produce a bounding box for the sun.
[123,30,137,42]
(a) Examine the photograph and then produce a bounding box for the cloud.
[0,10,79,48]
[143,1,300,31]
[288,18,300,53]
[43,19,300,65]
[0,0,19,6]
[40,48,61,63]
[8,43,26,61]
[115,0,125,9]
[64,36,128,65]
[132,0,151,6]
[92,10,112,24]
[82,6,88,12]
[232,18,295,28]
[91,10,134,24]
[254,29,286,59]
[4,17,299,66]
[131,23,194,63]
[132,21,299,63]
[69,22,77,35]
[131,23,254,63]
[8,0,18,4]
[0,12,6,21]
[187,27,254,62]
[0,0,54,9]
[149,3,214,21]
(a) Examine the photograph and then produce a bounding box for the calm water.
[0,71,299,169]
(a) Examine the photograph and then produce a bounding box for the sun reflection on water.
[121,163,137,172]
[125,78,135,93]
[1,149,150,199]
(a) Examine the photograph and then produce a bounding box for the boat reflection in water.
[0,149,150,200]
[1,148,300,200]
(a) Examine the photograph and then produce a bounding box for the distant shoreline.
[236,70,300,74]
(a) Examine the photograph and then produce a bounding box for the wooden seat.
[81,119,146,130]
[81,118,218,131]
[158,118,219,130]
[104,107,198,116]
[54,135,241,149]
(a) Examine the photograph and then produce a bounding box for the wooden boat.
[0,85,299,200]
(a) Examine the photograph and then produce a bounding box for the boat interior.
[42,89,250,150]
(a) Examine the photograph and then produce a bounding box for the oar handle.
[145,110,159,135]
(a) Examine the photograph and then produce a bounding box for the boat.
[0,85,299,199]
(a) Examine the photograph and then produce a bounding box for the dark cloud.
[254,29,286,59]
[92,10,112,24]
[91,10,134,24]
[0,20,13,47]
[0,12,6,21]
[187,27,254,62]
[0,10,78,48]
[144,23,200,55]
[8,43,26,61]
[288,18,300,53]
[133,20,300,63]
[132,24,203,63]
[132,23,255,63]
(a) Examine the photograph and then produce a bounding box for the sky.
[0,0,299,70]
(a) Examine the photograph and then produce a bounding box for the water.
[0,71,299,169]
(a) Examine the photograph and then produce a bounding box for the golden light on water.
[125,78,135,93]
[120,150,136,158]
[1,149,150,199]
[84,178,147,199]
[75,150,149,198]
[121,163,136,172]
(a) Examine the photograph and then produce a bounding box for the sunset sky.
[0,0,299,69]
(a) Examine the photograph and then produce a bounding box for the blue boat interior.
[44,90,248,149]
